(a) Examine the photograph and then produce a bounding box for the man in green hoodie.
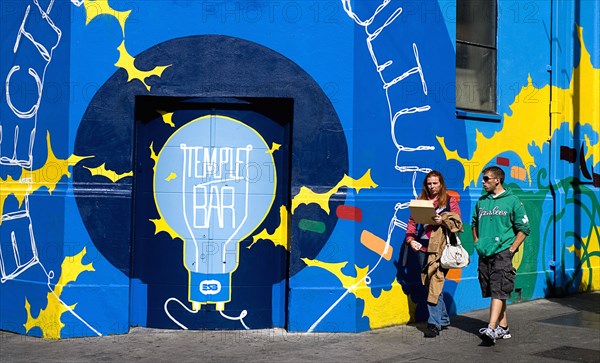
[472,166,530,345]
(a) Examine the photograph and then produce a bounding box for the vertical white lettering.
[208,185,222,228]
[0,0,102,337]
[193,184,208,228]
[5,65,42,119]
[341,0,433,180]
[235,145,252,179]
[203,147,217,177]
[194,146,203,178]
[218,147,232,179]
[221,186,235,228]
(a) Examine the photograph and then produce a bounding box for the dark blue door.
[131,98,291,330]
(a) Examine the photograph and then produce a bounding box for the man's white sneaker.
[479,326,497,344]
[495,326,512,339]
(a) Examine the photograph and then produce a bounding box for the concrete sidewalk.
[1,292,599,362]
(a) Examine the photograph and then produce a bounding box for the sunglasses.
[482,175,496,182]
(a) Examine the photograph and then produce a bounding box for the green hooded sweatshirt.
[472,188,530,257]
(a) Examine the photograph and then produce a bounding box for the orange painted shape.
[447,190,460,202]
[360,230,393,260]
[445,268,462,282]
[510,166,527,181]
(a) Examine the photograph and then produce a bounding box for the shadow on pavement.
[547,292,600,314]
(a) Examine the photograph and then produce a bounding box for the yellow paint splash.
[512,246,525,271]
[583,134,595,161]
[0,133,89,223]
[158,110,176,128]
[24,248,95,339]
[439,26,599,189]
[248,205,289,250]
[84,0,130,35]
[150,142,159,171]
[148,141,182,241]
[567,231,600,291]
[84,2,171,92]
[303,258,413,328]
[115,41,171,91]
[150,217,183,241]
[84,163,133,182]
[267,142,281,154]
[291,169,378,214]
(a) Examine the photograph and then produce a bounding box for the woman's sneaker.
[424,324,440,338]
[495,326,511,339]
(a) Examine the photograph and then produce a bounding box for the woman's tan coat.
[421,212,463,304]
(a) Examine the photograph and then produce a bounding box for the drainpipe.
[548,0,560,297]
[549,0,578,297]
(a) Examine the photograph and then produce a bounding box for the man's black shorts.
[478,248,516,299]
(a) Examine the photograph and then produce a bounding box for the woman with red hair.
[405,170,462,338]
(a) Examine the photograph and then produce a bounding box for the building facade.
[0,0,598,338]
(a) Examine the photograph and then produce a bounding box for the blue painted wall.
[0,0,598,338]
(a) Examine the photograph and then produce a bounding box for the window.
[456,0,497,113]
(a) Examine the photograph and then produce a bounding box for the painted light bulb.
[154,115,275,311]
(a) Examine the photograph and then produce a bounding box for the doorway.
[130,97,292,330]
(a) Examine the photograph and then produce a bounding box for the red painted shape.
[496,157,510,166]
[336,205,363,222]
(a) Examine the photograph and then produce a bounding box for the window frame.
[455,0,499,119]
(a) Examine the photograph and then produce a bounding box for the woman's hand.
[432,214,442,225]
[407,239,423,252]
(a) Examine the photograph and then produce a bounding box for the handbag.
[440,232,469,269]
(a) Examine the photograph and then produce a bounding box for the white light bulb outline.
[159,115,277,329]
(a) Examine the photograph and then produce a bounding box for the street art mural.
[0,0,598,338]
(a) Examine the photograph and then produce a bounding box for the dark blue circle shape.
[73,35,348,278]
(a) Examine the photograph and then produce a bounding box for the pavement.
[1,292,599,362]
